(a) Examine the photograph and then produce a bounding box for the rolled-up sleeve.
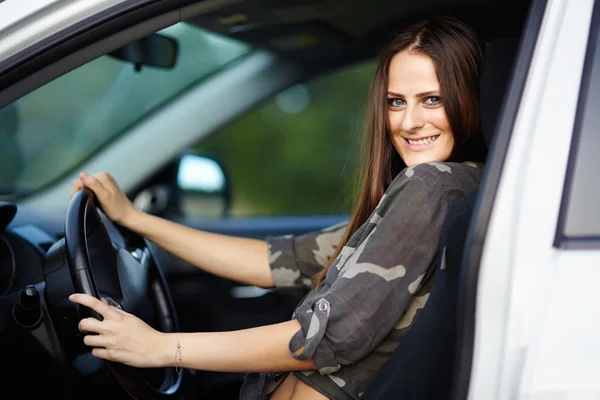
[267,221,347,289]
[288,164,466,373]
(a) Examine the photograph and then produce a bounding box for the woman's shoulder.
[397,161,481,187]
[385,161,483,200]
[369,161,483,227]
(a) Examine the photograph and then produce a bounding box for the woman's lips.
[403,134,440,152]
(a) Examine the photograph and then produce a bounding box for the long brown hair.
[315,15,485,286]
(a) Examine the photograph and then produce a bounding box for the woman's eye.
[387,98,405,107]
[424,96,441,106]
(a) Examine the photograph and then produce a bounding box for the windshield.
[0,22,250,199]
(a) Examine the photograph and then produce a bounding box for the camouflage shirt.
[239,162,482,399]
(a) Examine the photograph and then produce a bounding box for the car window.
[0,22,250,198]
[192,59,376,217]
[557,6,600,243]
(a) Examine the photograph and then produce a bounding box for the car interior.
[0,0,539,399]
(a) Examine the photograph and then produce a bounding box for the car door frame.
[459,0,597,398]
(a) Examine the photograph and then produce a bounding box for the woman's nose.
[401,105,424,133]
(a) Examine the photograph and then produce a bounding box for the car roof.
[0,0,61,32]
[188,0,532,63]
[0,0,532,66]
[0,0,129,64]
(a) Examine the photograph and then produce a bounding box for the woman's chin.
[401,142,457,166]
[403,154,442,168]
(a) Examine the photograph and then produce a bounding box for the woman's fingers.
[91,348,110,360]
[68,171,134,225]
[70,178,84,198]
[69,293,117,320]
[78,317,108,334]
[71,179,83,190]
[93,172,117,189]
[79,172,108,198]
[82,332,109,348]
[69,171,109,199]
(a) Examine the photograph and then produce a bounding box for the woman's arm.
[126,210,274,288]
[161,320,316,372]
[71,172,275,288]
[70,293,316,372]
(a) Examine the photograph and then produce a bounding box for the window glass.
[193,60,376,217]
[0,22,250,198]
[560,10,600,239]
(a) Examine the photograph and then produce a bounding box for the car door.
[463,0,600,398]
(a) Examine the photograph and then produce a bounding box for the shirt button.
[318,300,328,312]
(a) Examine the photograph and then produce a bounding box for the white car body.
[471,0,600,399]
[1,0,599,399]
[0,0,121,60]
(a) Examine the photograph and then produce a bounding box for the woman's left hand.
[69,293,169,368]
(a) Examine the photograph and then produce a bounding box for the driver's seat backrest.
[362,37,520,400]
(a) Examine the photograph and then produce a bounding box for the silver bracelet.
[175,333,183,376]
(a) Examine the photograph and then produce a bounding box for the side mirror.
[175,152,231,218]
[108,33,179,71]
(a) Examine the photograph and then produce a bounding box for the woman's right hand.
[70,172,139,226]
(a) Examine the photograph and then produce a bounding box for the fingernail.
[69,294,74,301]
[80,172,89,180]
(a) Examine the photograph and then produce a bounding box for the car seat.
[362,37,521,400]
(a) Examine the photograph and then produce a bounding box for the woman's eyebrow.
[387,90,440,97]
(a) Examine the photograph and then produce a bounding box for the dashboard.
[0,201,60,299]
[0,201,89,396]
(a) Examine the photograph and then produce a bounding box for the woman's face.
[387,50,454,167]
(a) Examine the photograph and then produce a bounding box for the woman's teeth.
[407,135,440,146]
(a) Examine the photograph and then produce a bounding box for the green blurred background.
[195,60,376,217]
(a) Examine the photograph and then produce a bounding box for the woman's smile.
[403,134,441,150]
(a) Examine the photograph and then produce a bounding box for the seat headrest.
[480,37,520,147]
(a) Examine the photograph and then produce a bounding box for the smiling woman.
[382,16,484,169]
[66,15,488,400]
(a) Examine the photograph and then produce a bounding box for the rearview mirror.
[108,33,179,70]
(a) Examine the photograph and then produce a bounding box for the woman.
[69,15,487,400]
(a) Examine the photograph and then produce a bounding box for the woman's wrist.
[156,332,179,368]
[119,206,144,231]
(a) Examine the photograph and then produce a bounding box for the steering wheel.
[64,188,182,399]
